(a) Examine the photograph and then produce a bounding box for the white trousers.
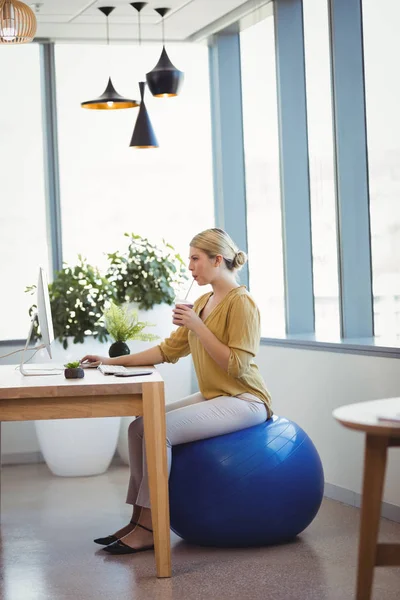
[126,391,268,508]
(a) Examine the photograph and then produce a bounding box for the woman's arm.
[82,323,191,368]
[193,323,230,372]
[111,345,164,366]
[173,305,230,372]
[174,295,260,376]
[81,345,163,367]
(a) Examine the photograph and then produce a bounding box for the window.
[240,17,285,336]
[363,0,400,340]
[303,0,340,337]
[55,43,214,271]
[0,44,49,341]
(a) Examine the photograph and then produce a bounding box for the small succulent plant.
[65,361,81,369]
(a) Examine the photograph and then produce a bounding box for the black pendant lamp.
[81,6,139,110]
[130,2,147,43]
[146,7,184,98]
[129,82,158,148]
[129,3,158,148]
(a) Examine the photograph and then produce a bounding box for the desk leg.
[142,381,171,578]
[356,434,388,600]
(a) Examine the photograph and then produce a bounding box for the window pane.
[303,0,340,338]
[362,0,400,339]
[0,45,48,340]
[55,43,214,269]
[240,18,285,337]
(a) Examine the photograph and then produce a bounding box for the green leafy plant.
[103,302,159,343]
[26,233,188,349]
[27,256,116,349]
[65,361,80,369]
[106,233,188,311]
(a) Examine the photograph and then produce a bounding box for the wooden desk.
[333,398,400,600]
[0,364,171,578]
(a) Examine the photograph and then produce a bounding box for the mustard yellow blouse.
[158,286,272,417]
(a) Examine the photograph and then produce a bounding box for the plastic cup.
[173,299,194,326]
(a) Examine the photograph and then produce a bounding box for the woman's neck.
[210,277,240,300]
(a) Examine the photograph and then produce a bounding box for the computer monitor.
[36,267,54,359]
[20,268,62,376]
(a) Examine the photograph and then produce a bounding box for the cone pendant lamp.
[146,7,184,97]
[0,0,37,44]
[129,3,158,148]
[129,82,158,148]
[81,6,138,110]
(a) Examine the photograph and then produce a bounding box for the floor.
[0,464,399,600]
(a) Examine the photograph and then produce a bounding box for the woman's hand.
[80,354,110,367]
[173,305,204,333]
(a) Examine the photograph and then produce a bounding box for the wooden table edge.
[333,417,400,437]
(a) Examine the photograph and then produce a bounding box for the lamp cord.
[0,345,43,362]
[13,346,43,370]
[138,10,142,46]
[0,346,28,359]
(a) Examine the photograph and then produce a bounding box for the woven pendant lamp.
[81,6,139,110]
[0,0,37,44]
[146,7,184,98]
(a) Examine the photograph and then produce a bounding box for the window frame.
[0,39,59,343]
[208,0,400,359]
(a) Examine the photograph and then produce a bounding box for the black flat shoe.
[102,539,155,555]
[102,522,154,555]
[94,520,138,546]
[94,534,118,546]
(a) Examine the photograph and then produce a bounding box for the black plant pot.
[64,367,84,379]
[109,341,131,358]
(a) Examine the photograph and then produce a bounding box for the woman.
[82,228,272,555]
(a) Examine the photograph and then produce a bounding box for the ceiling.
[30,0,269,43]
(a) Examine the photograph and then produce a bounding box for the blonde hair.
[190,228,247,272]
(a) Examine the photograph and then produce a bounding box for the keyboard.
[98,365,129,375]
[97,365,153,376]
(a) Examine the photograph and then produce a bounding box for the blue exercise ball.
[169,415,324,547]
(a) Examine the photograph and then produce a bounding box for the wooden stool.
[333,398,400,600]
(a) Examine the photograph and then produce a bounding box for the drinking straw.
[184,279,195,300]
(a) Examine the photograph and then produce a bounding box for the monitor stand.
[20,313,63,377]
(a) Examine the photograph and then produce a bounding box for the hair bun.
[232,250,247,269]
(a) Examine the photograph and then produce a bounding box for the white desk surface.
[0,364,162,399]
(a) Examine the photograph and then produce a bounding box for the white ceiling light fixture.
[29,3,42,13]
[0,0,37,44]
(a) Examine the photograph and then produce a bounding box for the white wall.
[258,345,400,507]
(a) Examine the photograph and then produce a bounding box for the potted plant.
[103,301,159,357]
[26,255,115,349]
[64,360,84,379]
[26,237,188,351]
[106,232,188,309]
